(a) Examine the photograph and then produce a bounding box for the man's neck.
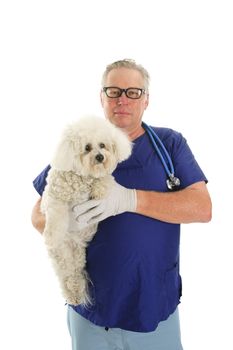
[127,125,145,141]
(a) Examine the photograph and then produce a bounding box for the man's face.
[100,68,149,133]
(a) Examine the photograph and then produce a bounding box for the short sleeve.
[33,164,51,196]
[170,132,207,189]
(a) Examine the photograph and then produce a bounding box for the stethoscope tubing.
[142,122,181,190]
[142,122,174,178]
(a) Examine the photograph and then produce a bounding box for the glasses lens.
[126,88,142,99]
[105,87,121,98]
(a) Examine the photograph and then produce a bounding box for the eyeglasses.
[102,87,146,99]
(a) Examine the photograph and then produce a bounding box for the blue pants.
[67,306,183,350]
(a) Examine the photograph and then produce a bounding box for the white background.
[0,1,232,349]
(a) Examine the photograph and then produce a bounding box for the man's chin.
[111,115,131,128]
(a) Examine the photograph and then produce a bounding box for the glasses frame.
[102,86,146,99]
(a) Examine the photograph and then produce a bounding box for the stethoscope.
[142,122,181,191]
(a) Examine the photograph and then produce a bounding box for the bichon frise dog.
[40,116,132,305]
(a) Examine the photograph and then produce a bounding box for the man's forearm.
[136,181,212,224]
[31,198,45,234]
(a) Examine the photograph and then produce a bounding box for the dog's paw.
[64,274,91,306]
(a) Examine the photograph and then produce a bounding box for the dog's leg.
[90,175,114,199]
[48,238,92,306]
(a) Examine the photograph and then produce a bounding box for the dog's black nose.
[95,154,104,163]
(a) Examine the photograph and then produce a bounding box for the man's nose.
[117,92,128,104]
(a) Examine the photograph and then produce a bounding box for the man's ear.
[144,93,149,110]
[100,90,104,107]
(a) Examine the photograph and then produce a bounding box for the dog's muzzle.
[95,153,104,163]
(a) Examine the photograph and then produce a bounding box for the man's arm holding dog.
[32,181,212,234]
[31,198,45,234]
[71,180,212,227]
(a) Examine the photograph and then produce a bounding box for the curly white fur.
[41,116,132,306]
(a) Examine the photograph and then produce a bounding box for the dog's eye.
[99,143,105,149]
[85,144,92,152]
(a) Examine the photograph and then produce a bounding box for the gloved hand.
[69,180,137,230]
[68,204,90,232]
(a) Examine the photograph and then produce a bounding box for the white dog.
[41,116,132,306]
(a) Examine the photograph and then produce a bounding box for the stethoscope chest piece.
[166,174,181,191]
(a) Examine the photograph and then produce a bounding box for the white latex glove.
[68,204,90,232]
[70,181,137,229]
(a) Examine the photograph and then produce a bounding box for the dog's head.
[51,116,132,178]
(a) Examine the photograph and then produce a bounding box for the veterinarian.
[31,59,212,350]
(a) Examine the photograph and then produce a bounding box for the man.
[32,59,212,350]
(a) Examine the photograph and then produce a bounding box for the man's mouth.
[114,110,130,116]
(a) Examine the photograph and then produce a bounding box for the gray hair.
[101,59,150,91]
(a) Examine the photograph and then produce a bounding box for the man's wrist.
[127,189,137,212]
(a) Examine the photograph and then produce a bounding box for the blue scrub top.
[33,126,207,332]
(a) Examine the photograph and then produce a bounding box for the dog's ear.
[51,138,77,171]
[112,128,132,162]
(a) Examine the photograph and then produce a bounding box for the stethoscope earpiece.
[142,122,181,191]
